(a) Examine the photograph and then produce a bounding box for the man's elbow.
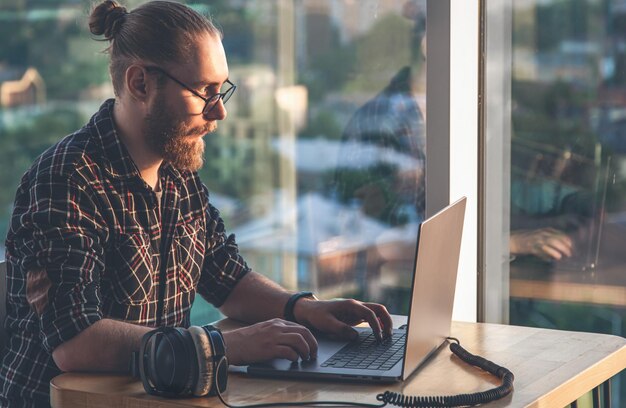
[51,326,94,372]
[52,344,73,372]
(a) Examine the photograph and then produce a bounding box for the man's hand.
[221,318,318,366]
[294,298,393,341]
[510,228,574,261]
[217,273,393,365]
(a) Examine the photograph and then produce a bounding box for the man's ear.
[125,65,151,102]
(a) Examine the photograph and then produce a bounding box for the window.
[483,0,626,402]
[0,4,110,261]
[194,0,429,323]
[1,1,439,326]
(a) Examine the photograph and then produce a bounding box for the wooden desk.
[50,321,626,408]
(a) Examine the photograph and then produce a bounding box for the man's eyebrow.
[191,79,226,88]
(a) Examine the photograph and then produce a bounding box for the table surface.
[50,319,626,408]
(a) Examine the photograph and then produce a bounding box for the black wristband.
[284,291,315,323]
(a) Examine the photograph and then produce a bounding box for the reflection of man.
[335,1,427,226]
[510,228,573,261]
[509,144,595,262]
[0,2,392,406]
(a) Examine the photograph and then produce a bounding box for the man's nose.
[205,99,227,121]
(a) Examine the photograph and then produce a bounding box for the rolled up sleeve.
[9,170,106,352]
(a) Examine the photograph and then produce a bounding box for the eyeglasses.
[144,66,236,115]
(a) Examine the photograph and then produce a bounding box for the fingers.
[359,305,384,340]
[539,244,566,260]
[269,319,318,361]
[364,303,394,338]
[225,319,319,364]
[278,333,315,361]
[325,300,386,341]
[549,236,573,258]
[274,345,301,362]
[524,228,574,260]
[538,231,573,260]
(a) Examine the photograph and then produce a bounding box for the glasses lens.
[203,85,236,114]
[203,94,221,114]
[222,86,235,104]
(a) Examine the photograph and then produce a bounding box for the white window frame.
[478,0,513,324]
[428,0,479,322]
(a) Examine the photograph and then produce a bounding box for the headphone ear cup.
[188,326,214,396]
[146,332,163,391]
[177,328,199,395]
[155,328,193,395]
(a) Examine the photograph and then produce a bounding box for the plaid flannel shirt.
[0,99,250,407]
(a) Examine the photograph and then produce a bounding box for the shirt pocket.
[108,232,155,305]
[173,218,205,293]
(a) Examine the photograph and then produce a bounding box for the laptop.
[244,196,467,382]
[554,158,611,273]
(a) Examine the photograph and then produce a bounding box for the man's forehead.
[197,33,229,81]
[175,33,229,85]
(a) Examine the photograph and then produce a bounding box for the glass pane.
[0,1,427,325]
[193,0,427,323]
[487,0,626,403]
[0,4,110,260]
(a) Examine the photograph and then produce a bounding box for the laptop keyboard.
[320,331,406,371]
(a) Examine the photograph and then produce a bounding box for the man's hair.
[89,0,221,96]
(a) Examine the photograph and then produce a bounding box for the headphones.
[131,325,228,398]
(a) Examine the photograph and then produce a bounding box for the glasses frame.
[144,66,236,114]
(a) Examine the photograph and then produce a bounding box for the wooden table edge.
[523,343,626,407]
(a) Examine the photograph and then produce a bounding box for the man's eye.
[201,84,222,97]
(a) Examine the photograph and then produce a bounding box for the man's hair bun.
[89,0,220,97]
[89,0,128,40]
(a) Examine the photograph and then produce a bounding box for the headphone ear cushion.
[188,326,214,397]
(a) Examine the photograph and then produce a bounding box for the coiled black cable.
[375,338,515,407]
[218,337,514,408]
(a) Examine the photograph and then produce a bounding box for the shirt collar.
[91,98,184,183]
[160,161,184,183]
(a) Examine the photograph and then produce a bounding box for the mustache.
[182,123,215,137]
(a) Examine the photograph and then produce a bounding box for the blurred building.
[204,65,278,201]
[0,66,46,108]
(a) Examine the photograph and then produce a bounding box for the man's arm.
[54,272,310,371]
[218,272,393,366]
[51,319,152,372]
[219,271,291,322]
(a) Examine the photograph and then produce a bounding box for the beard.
[144,98,211,172]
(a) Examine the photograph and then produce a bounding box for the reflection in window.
[490,0,626,403]
[196,0,427,320]
[0,4,110,262]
